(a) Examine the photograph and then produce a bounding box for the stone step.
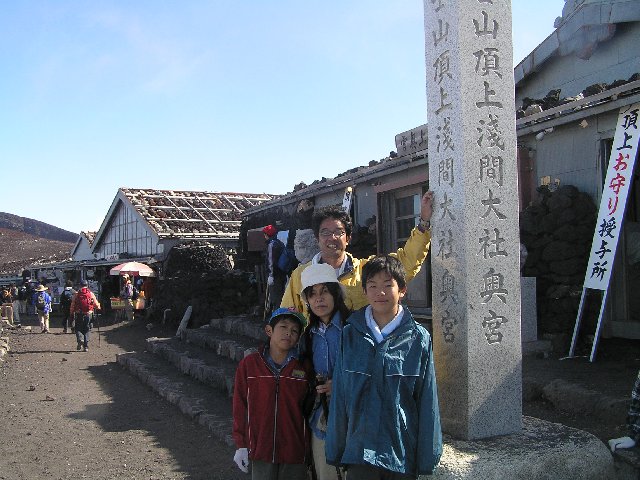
[182,324,264,364]
[116,351,234,447]
[206,315,268,343]
[612,448,640,479]
[146,336,238,397]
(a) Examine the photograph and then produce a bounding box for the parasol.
[109,261,155,277]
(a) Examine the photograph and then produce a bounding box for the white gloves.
[608,436,636,452]
[233,447,249,473]
[267,276,274,286]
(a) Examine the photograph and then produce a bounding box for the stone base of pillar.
[428,416,613,479]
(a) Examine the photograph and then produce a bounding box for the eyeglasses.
[319,229,346,238]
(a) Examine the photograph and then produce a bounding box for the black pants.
[61,307,72,330]
[75,313,92,347]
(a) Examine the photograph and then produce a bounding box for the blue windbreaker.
[325,307,442,476]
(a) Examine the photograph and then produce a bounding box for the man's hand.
[267,276,274,286]
[233,448,249,473]
[420,191,434,221]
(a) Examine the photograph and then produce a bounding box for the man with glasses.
[281,191,434,317]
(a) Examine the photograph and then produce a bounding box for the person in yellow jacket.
[281,190,433,317]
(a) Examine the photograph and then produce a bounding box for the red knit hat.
[262,225,277,237]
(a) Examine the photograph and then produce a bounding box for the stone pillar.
[424,0,522,440]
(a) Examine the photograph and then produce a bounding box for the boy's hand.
[316,379,332,396]
[233,448,249,473]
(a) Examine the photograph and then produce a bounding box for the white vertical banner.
[584,103,640,290]
[341,186,353,212]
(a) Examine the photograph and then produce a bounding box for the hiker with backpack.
[18,282,28,315]
[120,274,137,322]
[263,225,287,315]
[70,280,101,352]
[59,280,76,334]
[32,284,52,333]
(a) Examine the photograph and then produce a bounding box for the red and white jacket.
[232,346,312,465]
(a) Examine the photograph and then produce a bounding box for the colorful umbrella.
[109,261,155,277]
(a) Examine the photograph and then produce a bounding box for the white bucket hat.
[300,263,346,302]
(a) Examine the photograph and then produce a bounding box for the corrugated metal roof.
[120,188,277,238]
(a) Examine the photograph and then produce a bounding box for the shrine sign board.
[584,103,640,290]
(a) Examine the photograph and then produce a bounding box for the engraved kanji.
[438,158,455,187]
[473,11,498,39]
[476,113,505,150]
[433,19,450,47]
[439,192,456,220]
[478,228,507,259]
[480,268,508,304]
[440,270,459,304]
[473,47,502,78]
[480,155,504,186]
[476,81,503,109]
[436,86,452,115]
[481,189,507,219]
[437,229,455,259]
[436,117,455,152]
[442,309,457,343]
[483,309,507,344]
[434,50,453,84]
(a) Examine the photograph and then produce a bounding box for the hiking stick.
[263,284,270,321]
[94,312,101,348]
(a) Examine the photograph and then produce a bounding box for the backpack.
[277,245,299,275]
[35,292,46,311]
[60,289,73,308]
[76,289,93,313]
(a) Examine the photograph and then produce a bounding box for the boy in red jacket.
[232,307,312,479]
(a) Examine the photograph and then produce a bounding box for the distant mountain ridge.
[0,213,78,276]
[0,212,78,243]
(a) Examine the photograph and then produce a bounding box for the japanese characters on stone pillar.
[424,0,522,440]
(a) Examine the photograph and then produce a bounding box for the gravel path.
[0,313,244,480]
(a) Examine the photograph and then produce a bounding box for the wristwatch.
[417,218,431,233]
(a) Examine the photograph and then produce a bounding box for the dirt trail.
[0,313,244,480]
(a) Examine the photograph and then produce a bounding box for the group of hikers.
[234,191,443,479]
[1,274,139,353]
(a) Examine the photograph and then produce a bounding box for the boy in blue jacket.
[326,255,442,479]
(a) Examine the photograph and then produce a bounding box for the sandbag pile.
[164,241,232,278]
[152,270,258,327]
[520,185,598,335]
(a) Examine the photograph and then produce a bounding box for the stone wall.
[520,185,599,338]
[150,270,259,328]
[150,242,259,327]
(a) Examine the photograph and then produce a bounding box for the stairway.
[116,315,267,448]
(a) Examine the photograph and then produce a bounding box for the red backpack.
[76,288,93,313]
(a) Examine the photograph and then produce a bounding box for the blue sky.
[1,1,564,234]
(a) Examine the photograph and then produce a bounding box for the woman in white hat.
[300,263,350,480]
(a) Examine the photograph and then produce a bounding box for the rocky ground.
[0,313,244,480]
